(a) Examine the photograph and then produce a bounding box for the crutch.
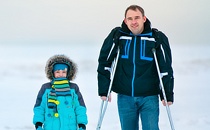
[96,48,120,130]
[152,48,175,130]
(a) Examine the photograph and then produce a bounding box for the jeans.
[117,94,159,130]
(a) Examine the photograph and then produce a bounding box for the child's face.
[54,70,67,78]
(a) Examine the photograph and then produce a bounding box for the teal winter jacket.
[33,82,88,130]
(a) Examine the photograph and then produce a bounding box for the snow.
[0,43,210,130]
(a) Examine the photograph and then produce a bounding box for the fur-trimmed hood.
[45,54,77,81]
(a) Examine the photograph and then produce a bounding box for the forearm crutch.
[96,48,120,130]
[152,48,175,130]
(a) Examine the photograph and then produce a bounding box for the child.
[33,54,88,130]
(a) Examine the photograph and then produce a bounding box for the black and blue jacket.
[97,18,174,102]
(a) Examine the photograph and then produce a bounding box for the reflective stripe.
[160,44,166,62]
[119,36,132,40]
[161,72,168,78]
[107,43,115,61]
[141,37,155,41]
[104,67,111,72]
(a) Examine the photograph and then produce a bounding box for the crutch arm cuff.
[159,91,174,102]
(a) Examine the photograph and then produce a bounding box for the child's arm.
[33,83,50,129]
[71,83,88,129]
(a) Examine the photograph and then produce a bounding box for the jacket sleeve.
[33,84,48,125]
[97,27,120,96]
[72,83,88,126]
[155,31,174,102]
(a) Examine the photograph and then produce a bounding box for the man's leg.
[117,94,139,130]
[140,95,159,130]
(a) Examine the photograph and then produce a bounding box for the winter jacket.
[33,82,87,130]
[97,19,174,102]
[33,54,88,130]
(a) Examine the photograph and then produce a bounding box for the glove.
[37,126,43,130]
[35,122,43,130]
[78,124,86,130]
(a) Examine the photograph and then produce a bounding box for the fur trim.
[45,54,77,80]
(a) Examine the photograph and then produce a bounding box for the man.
[97,5,174,130]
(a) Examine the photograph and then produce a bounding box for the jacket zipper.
[131,36,137,97]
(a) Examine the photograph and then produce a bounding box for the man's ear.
[143,16,147,22]
[124,18,127,24]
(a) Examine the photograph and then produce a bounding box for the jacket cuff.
[99,93,107,96]
[159,91,174,102]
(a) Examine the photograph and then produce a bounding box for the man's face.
[124,9,146,35]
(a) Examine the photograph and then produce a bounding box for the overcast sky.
[0,0,209,45]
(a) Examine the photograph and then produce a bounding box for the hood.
[45,54,77,81]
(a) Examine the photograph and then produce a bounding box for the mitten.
[35,122,43,130]
[37,126,43,130]
[78,124,86,130]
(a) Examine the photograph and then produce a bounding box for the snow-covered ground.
[0,43,210,130]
